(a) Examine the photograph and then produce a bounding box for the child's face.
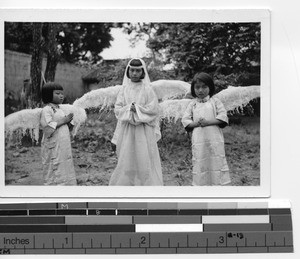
[52,90,64,104]
[129,67,143,82]
[194,81,210,99]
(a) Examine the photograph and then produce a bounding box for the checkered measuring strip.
[0,201,293,254]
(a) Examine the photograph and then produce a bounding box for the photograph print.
[1,9,270,197]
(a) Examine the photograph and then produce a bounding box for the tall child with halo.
[109,58,163,186]
[182,72,231,186]
[40,82,77,185]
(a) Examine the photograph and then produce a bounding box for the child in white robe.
[182,72,231,186]
[109,58,163,186]
[40,82,77,185]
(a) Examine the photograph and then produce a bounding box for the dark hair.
[126,59,145,79]
[41,82,63,104]
[191,72,215,98]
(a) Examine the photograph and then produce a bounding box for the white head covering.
[122,58,151,86]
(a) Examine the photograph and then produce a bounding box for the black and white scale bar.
[0,214,291,230]
[0,224,135,233]
[0,208,292,216]
[0,201,292,216]
[0,223,285,233]
[0,200,293,254]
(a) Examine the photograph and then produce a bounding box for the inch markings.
[0,231,293,254]
[0,201,293,254]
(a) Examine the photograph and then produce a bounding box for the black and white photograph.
[1,9,270,197]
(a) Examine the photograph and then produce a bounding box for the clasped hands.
[46,113,74,139]
[196,117,210,127]
[130,103,136,113]
[57,112,74,126]
[63,113,74,124]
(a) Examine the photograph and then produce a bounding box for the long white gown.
[40,103,77,185]
[182,97,231,186]
[109,60,163,186]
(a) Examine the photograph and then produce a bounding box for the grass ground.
[5,111,260,186]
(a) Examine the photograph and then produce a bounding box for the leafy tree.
[123,23,260,83]
[5,22,33,54]
[122,23,158,62]
[5,22,114,64]
[56,23,113,64]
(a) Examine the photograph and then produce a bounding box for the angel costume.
[40,103,77,185]
[109,59,163,186]
[182,96,231,186]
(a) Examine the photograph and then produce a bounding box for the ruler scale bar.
[1,223,289,231]
[88,209,116,215]
[117,209,147,215]
[0,216,66,224]
[202,215,270,223]
[29,210,57,215]
[0,201,291,209]
[0,201,293,254]
[0,209,292,216]
[0,211,287,217]
[0,232,293,251]
[0,225,136,233]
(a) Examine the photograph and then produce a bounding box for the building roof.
[82,65,114,84]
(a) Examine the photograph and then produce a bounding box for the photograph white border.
[0,8,270,198]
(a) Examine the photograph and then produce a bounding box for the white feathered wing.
[5,104,87,142]
[159,85,260,121]
[71,80,190,110]
[5,80,260,141]
[150,80,190,100]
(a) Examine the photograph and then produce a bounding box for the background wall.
[5,50,88,102]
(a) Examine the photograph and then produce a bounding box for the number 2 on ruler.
[140,236,146,245]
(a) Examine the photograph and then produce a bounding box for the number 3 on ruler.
[219,236,225,244]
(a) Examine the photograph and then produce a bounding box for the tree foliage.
[5,22,113,64]
[56,23,113,63]
[5,22,34,54]
[123,23,261,83]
